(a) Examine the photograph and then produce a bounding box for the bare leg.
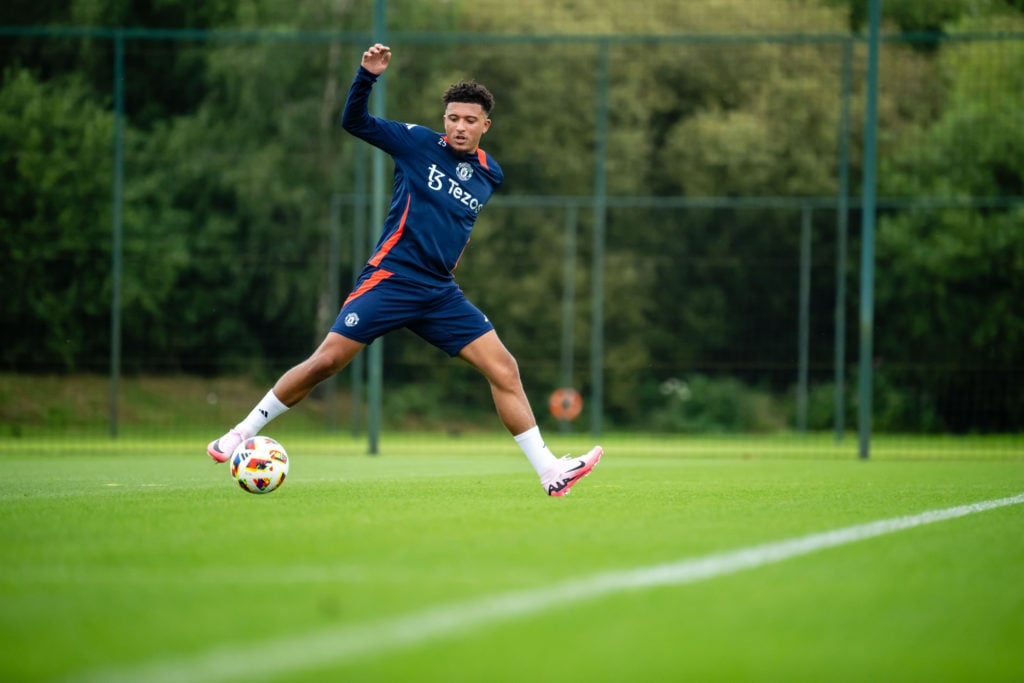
[457,330,537,435]
[458,330,603,496]
[273,331,366,406]
[208,331,366,462]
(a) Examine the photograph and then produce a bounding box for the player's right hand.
[361,43,391,75]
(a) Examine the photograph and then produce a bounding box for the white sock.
[235,390,289,438]
[514,426,558,475]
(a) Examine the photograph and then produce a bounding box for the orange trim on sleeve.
[368,194,411,267]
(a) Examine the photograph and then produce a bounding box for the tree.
[420,0,858,423]
[823,0,968,33]
[4,0,1022,435]
[876,21,1024,430]
[0,70,114,370]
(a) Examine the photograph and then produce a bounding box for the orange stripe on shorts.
[343,268,394,307]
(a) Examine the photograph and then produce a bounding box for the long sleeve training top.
[341,67,504,284]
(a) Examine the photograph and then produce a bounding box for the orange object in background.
[548,387,583,421]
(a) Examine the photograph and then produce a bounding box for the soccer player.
[207,43,602,496]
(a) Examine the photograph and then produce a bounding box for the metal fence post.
[797,204,812,433]
[367,0,388,455]
[834,37,853,442]
[858,0,882,460]
[590,41,610,437]
[109,30,125,439]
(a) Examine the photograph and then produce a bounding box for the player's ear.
[482,118,491,133]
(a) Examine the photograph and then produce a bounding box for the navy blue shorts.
[330,268,494,357]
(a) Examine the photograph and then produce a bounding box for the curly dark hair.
[443,80,495,115]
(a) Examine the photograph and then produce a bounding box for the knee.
[488,353,522,391]
[306,343,350,379]
[306,353,336,380]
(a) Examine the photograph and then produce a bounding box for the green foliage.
[0,372,334,436]
[3,0,1023,434]
[825,0,968,32]
[875,208,1024,430]
[877,30,1024,430]
[439,1,858,424]
[802,378,944,432]
[124,44,338,372]
[647,374,787,433]
[0,69,114,370]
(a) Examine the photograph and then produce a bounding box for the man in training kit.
[208,43,602,496]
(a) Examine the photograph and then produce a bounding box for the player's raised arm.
[342,43,411,151]
[361,43,391,75]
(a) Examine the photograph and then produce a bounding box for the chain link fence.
[2,21,1022,457]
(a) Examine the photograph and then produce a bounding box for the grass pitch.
[1,433,1022,682]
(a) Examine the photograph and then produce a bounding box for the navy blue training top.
[341,66,504,284]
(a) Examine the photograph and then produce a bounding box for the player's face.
[444,102,491,155]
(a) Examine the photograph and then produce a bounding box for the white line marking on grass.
[69,492,1024,683]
